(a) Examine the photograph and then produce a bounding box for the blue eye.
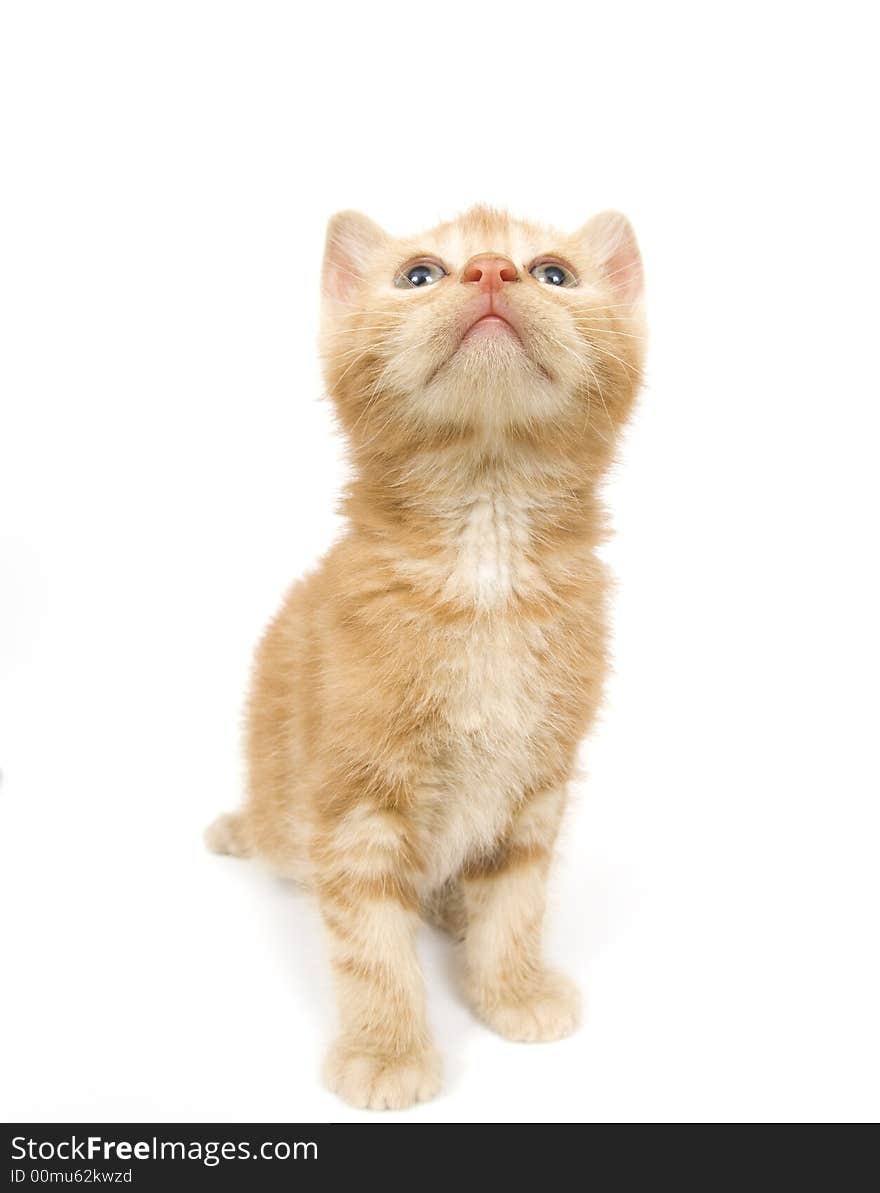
[395,260,447,289]
[530,260,578,287]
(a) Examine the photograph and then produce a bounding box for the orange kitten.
[207,206,646,1110]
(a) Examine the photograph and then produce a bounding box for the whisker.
[576,325,647,341]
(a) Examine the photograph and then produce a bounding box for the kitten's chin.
[451,328,551,386]
[418,341,562,432]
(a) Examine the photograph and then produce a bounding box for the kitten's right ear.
[322,211,388,304]
[578,210,644,305]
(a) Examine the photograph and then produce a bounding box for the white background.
[1,2,878,1124]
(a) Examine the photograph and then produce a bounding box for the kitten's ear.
[579,211,644,304]
[322,211,388,304]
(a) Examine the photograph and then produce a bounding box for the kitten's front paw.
[324,1041,442,1111]
[473,970,581,1043]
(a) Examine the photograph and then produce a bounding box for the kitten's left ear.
[578,211,644,304]
[322,210,388,305]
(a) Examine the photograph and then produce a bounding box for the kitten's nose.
[461,254,519,288]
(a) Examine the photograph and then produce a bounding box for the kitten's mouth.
[457,301,550,378]
[427,297,550,383]
[461,312,522,344]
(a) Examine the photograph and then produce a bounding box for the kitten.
[206,206,645,1110]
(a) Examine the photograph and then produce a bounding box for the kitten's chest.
[418,616,550,889]
[407,489,557,886]
[433,490,551,744]
[419,606,553,893]
[439,490,538,607]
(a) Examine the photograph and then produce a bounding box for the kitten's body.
[207,206,645,1109]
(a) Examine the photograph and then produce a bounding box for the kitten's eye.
[395,260,447,289]
[530,260,578,288]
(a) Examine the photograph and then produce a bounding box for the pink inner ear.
[322,212,387,305]
[583,211,643,304]
[603,240,643,303]
[323,237,361,304]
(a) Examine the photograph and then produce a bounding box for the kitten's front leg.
[316,804,441,1110]
[461,784,581,1042]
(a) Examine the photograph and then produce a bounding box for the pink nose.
[461,254,519,288]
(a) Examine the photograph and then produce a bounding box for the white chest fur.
[441,490,536,608]
[421,613,551,890]
[385,486,555,889]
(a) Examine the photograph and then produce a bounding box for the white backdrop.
[1,2,878,1123]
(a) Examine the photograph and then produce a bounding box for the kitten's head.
[320,206,645,460]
